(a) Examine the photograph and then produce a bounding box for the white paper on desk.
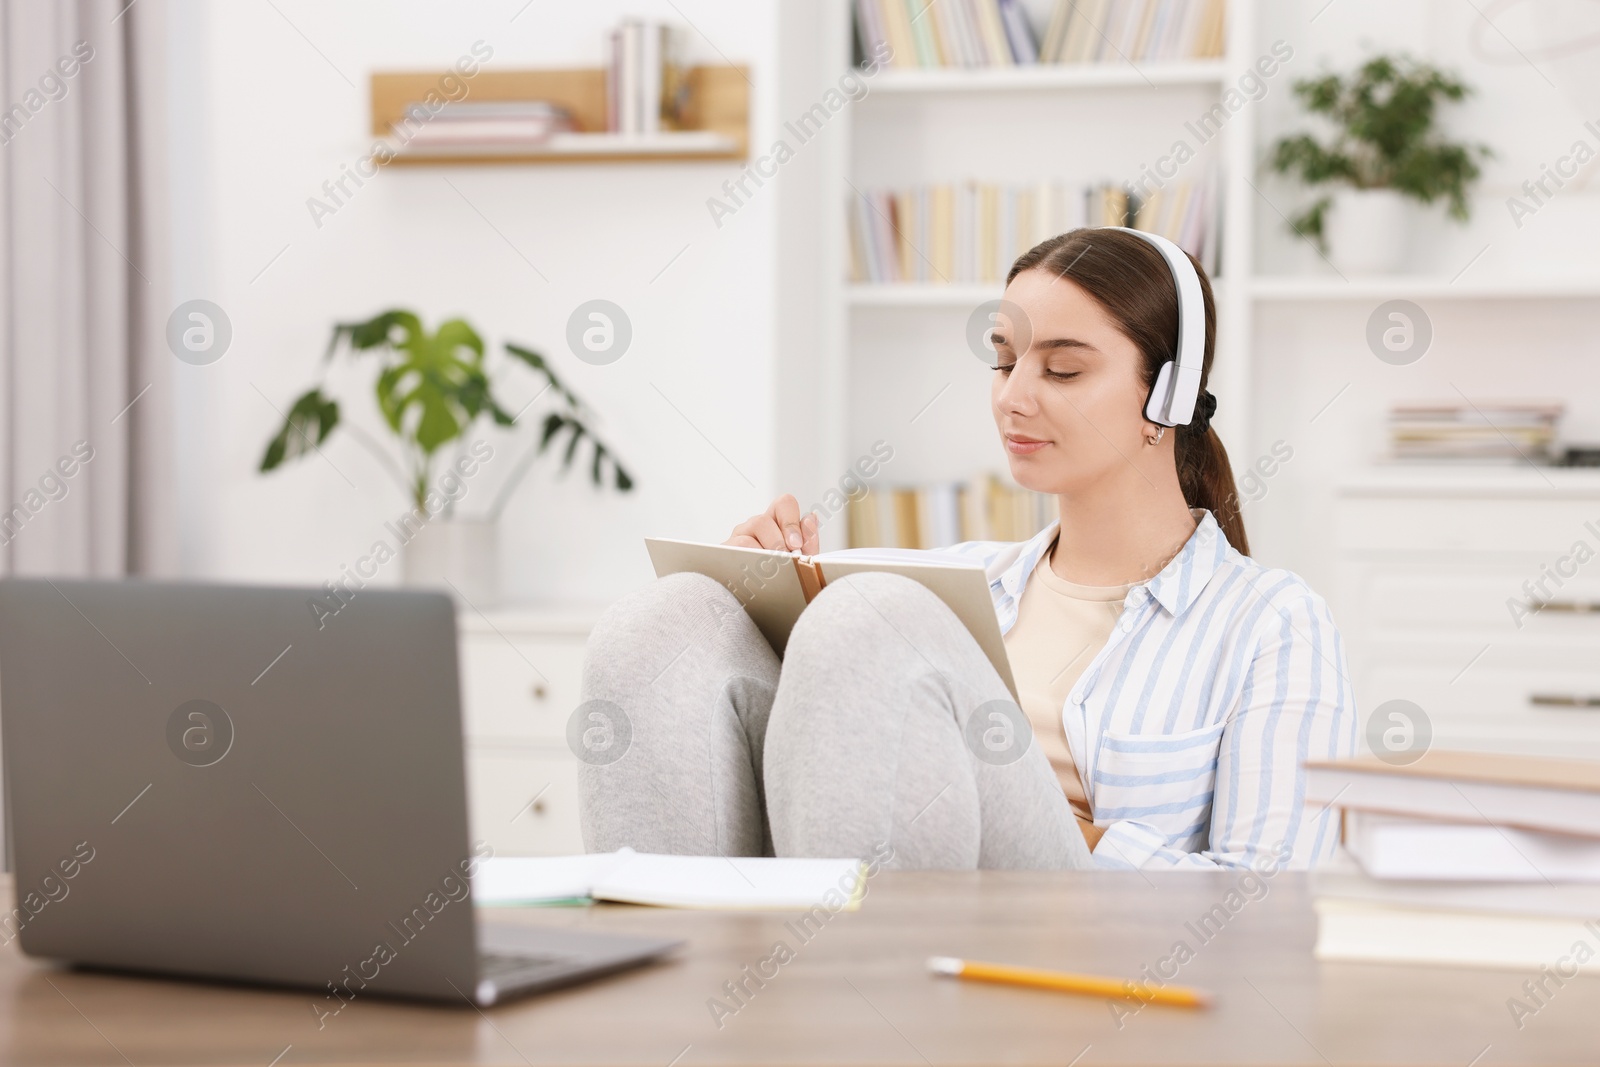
[472,852,632,905]
[473,851,866,911]
[595,853,867,910]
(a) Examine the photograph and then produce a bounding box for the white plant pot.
[1325,188,1409,275]
[402,518,499,608]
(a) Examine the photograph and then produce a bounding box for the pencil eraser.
[926,956,962,976]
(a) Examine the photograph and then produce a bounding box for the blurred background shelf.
[370,65,749,164]
[1250,276,1600,301]
[868,59,1230,93]
[388,129,741,165]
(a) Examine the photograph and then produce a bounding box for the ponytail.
[1177,424,1249,556]
[1007,228,1250,554]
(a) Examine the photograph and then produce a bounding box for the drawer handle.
[530,799,547,815]
[1530,694,1600,708]
[530,682,548,701]
[1534,600,1600,615]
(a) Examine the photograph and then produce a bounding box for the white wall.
[168,0,809,605]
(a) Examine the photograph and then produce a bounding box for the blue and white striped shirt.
[944,510,1357,871]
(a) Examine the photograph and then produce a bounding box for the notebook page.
[472,852,633,905]
[593,854,866,910]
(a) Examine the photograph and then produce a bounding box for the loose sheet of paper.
[473,851,866,910]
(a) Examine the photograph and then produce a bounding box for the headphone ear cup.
[1144,361,1176,426]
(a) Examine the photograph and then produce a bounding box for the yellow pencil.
[927,956,1212,1009]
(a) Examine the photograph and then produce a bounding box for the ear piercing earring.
[1146,426,1166,446]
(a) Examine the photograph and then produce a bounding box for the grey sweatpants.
[574,569,1093,870]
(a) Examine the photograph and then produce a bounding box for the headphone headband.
[1103,227,1206,428]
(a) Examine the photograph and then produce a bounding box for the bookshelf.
[368,66,749,165]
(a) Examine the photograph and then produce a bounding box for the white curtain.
[0,0,175,577]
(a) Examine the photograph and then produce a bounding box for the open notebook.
[472,851,867,911]
[645,538,1018,701]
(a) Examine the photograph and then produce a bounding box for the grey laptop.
[0,578,679,1006]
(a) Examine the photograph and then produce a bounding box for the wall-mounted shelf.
[370,66,749,165]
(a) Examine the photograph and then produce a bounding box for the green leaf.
[434,318,485,361]
[562,421,585,468]
[259,389,340,472]
[506,342,583,411]
[412,378,462,454]
[329,310,423,359]
[537,412,567,452]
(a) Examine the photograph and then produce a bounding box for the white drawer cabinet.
[465,746,585,856]
[457,606,604,856]
[1334,469,1600,751]
[459,633,587,743]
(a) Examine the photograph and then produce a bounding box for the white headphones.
[1103,227,1206,428]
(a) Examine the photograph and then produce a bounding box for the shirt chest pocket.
[1090,720,1226,846]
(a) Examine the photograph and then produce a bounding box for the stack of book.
[1038,0,1228,63]
[848,176,1217,285]
[396,101,575,156]
[1306,751,1600,973]
[847,474,1054,549]
[1388,403,1562,464]
[605,18,686,134]
[854,0,1227,68]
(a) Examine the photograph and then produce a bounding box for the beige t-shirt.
[1002,539,1129,820]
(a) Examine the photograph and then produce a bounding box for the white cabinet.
[1334,469,1600,756]
[457,606,602,856]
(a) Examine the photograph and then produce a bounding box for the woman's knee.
[585,572,745,671]
[786,571,953,665]
[589,571,744,659]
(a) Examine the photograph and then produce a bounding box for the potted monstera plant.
[259,309,633,604]
[1268,54,1492,274]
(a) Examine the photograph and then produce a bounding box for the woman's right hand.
[725,493,819,554]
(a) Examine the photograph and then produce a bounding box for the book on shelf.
[1387,402,1562,464]
[856,0,1226,69]
[846,474,1055,549]
[1306,751,1600,972]
[644,536,1019,699]
[395,101,576,151]
[847,174,1218,286]
[606,18,687,135]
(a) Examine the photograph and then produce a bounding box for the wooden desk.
[3,870,1595,1065]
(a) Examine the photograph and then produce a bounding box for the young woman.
[577,227,1355,871]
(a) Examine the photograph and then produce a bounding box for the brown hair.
[1006,228,1249,555]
